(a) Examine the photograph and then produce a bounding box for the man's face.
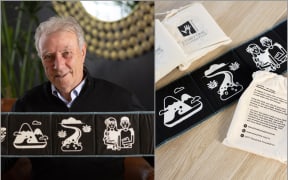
[39,30,86,94]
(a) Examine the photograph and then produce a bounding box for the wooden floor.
[155,1,287,180]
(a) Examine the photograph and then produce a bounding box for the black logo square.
[178,21,196,37]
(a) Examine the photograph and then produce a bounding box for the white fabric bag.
[223,71,287,164]
[155,19,188,82]
[161,2,231,70]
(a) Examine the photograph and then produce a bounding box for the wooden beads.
[52,1,154,60]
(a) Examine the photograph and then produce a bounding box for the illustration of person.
[103,117,120,151]
[1,127,7,143]
[246,43,277,71]
[119,116,134,148]
[260,36,287,65]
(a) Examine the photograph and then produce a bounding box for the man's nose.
[53,53,65,69]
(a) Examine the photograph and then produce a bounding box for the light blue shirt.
[51,78,86,108]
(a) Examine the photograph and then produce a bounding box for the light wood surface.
[155,1,287,180]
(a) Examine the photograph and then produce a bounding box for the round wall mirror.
[52,1,154,60]
[80,1,138,22]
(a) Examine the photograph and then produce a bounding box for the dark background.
[3,1,155,111]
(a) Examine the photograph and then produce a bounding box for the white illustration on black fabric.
[261,37,287,64]
[13,121,48,149]
[57,117,92,152]
[204,63,243,101]
[159,87,203,128]
[229,62,240,71]
[178,21,197,37]
[207,80,218,90]
[103,116,135,151]
[246,36,287,71]
[1,127,7,143]
[119,117,135,148]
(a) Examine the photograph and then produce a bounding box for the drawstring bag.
[223,71,287,164]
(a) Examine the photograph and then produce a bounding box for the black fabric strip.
[156,20,287,146]
[1,112,154,156]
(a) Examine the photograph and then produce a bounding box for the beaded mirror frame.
[52,1,154,60]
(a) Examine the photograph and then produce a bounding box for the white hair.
[34,16,85,57]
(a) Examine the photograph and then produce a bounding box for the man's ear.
[81,44,87,63]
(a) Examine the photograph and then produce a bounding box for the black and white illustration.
[103,116,135,151]
[178,21,197,37]
[204,62,243,101]
[57,117,92,152]
[13,121,48,149]
[1,127,7,143]
[1,114,8,155]
[159,87,203,128]
[246,36,287,71]
[1,126,7,155]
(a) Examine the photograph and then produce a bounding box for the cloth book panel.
[191,51,254,111]
[96,113,140,155]
[156,75,214,145]
[1,113,8,155]
[235,29,287,74]
[139,113,155,154]
[156,20,287,146]
[1,112,154,156]
[53,114,95,155]
[8,114,52,155]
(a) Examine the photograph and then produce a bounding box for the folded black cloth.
[1,112,154,156]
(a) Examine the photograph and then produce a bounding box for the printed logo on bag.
[13,121,48,149]
[177,20,208,46]
[178,21,197,37]
[155,46,164,59]
[57,117,92,152]
[1,127,7,143]
[204,62,243,101]
[246,36,287,71]
[159,87,203,127]
[103,116,135,151]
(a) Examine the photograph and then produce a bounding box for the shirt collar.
[51,77,86,108]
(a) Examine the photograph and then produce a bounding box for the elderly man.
[3,16,153,180]
[14,16,142,112]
